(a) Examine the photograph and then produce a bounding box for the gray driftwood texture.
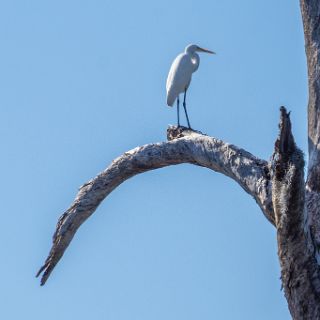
[38,1,320,319]
[36,126,273,285]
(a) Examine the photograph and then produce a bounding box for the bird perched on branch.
[166,44,215,128]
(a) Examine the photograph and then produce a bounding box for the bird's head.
[185,44,215,55]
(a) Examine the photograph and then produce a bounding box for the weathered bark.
[37,126,272,285]
[272,107,320,319]
[300,0,320,188]
[301,0,320,270]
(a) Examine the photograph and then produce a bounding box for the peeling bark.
[272,107,320,319]
[37,126,272,285]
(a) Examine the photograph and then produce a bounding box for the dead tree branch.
[37,126,272,285]
[271,107,320,319]
[300,0,320,191]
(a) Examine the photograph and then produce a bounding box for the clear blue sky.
[0,1,307,319]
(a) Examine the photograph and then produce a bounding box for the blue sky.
[0,1,307,319]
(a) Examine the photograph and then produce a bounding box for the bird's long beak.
[196,46,215,54]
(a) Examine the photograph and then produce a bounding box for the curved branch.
[37,126,273,285]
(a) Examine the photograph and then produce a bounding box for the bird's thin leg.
[183,88,191,128]
[177,96,180,127]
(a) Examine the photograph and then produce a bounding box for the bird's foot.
[167,125,204,141]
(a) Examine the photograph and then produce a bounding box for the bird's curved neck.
[189,52,200,72]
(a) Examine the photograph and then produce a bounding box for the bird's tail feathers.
[166,93,176,107]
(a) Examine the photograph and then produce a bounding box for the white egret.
[166,44,215,128]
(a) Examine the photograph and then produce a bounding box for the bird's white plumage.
[166,44,214,108]
[166,52,199,106]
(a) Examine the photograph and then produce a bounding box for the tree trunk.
[37,2,320,319]
[272,108,320,318]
